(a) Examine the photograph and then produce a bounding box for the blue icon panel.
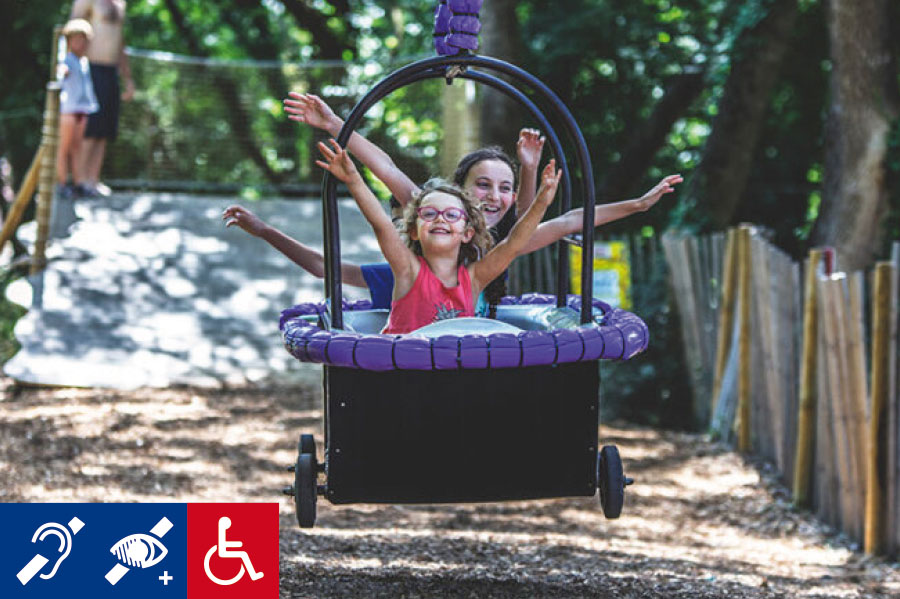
[0,504,187,598]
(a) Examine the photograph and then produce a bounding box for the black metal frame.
[320,54,597,328]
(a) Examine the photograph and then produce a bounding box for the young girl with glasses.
[316,139,561,334]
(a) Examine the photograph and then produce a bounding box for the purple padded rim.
[280,294,649,371]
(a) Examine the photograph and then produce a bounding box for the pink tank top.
[382,256,475,335]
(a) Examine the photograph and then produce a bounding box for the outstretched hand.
[516,128,545,172]
[637,174,683,211]
[284,92,339,132]
[222,204,266,237]
[315,139,360,183]
[535,159,561,207]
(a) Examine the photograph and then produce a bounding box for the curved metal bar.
[460,69,572,306]
[323,67,571,326]
[325,54,596,327]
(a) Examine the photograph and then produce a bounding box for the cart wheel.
[294,453,317,528]
[598,445,624,519]
[298,433,316,456]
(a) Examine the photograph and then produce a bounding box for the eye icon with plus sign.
[105,517,173,586]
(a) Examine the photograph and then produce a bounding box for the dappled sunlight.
[2,382,899,598]
[4,194,379,388]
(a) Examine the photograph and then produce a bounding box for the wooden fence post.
[737,225,752,452]
[31,27,63,274]
[889,245,900,555]
[793,249,822,507]
[0,145,46,255]
[865,262,893,554]
[711,228,737,419]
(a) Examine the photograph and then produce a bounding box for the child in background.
[57,19,99,200]
[316,139,561,334]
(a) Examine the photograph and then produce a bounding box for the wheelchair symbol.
[203,517,264,586]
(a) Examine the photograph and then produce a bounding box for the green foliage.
[0,271,26,365]
[0,0,72,186]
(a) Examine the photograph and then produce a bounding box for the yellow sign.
[569,242,631,309]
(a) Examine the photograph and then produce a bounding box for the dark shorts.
[85,63,120,141]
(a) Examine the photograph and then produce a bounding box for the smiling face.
[461,159,516,228]
[409,191,474,252]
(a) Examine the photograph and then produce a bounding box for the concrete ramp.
[4,193,382,389]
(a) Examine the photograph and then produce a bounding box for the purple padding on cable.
[326,334,361,368]
[488,333,522,368]
[433,336,461,370]
[599,324,625,360]
[434,1,450,33]
[434,38,451,55]
[284,324,314,361]
[280,295,648,370]
[449,15,481,35]
[393,336,433,370]
[459,335,488,369]
[619,319,649,358]
[520,331,556,367]
[580,327,605,362]
[306,330,333,363]
[346,298,373,312]
[446,33,479,51]
[448,0,483,12]
[355,336,396,371]
[434,2,451,55]
[554,329,585,363]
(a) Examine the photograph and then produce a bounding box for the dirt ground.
[1,377,899,599]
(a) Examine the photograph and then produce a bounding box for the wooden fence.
[664,225,900,556]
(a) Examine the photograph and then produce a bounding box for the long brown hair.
[401,179,494,265]
[452,147,518,312]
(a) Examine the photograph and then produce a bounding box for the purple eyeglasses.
[416,206,468,223]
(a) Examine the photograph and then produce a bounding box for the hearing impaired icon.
[16,516,85,585]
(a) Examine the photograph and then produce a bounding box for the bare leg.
[57,114,77,185]
[80,137,107,186]
[71,116,88,185]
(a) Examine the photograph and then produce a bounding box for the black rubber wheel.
[294,453,317,528]
[298,433,316,456]
[598,445,625,519]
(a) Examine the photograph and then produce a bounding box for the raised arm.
[520,174,683,254]
[470,160,561,292]
[70,0,91,18]
[222,204,367,288]
[285,93,419,205]
[515,128,545,218]
[315,140,417,284]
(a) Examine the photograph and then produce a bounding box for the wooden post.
[31,27,64,275]
[0,145,46,254]
[846,272,869,541]
[793,249,822,507]
[888,247,899,555]
[711,228,737,418]
[737,225,752,452]
[865,262,893,554]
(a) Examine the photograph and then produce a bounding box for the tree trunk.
[688,0,800,230]
[810,0,898,271]
[478,0,524,147]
